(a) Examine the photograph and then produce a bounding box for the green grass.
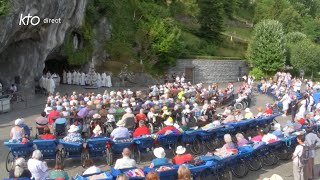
[224,26,252,41]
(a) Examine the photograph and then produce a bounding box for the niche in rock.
[72,31,83,50]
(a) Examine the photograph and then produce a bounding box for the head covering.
[162,106,168,111]
[125,108,132,113]
[176,146,186,155]
[116,120,126,127]
[107,114,115,122]
[263,174,283,180]
[93,125,102,135]
[193,103,198,108]
[15,118,24,126]
[164,117,174,126]
[244,108,251,113]
[92,113,101,119]
[153,147,166,158]
[68,125,79,133]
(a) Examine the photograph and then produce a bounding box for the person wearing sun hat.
[244,108,254,119]
[10,118,25,141]
[156,116,180,135]
[63,125,83,143]
[110,120,130,140]
[120,107,135,130]
[149,147,169,168]
[172,146,193,164]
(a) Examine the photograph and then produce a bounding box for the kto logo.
[19,13,40,26]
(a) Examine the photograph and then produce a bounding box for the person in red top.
[172,146,193,164]
[41,127,56,139]
[264,103,273,115]
[156,117,180,135]
[135,109,147,124]
[133,120,150,137]
[47,107,60,125]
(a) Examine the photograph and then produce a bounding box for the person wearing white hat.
[120,108,135,130]
[149,147,168,168]
[9,157,31,178]
[244,108,253,119]
[172,146,193,164]
[63,125,83,143]
[110,120,130,140]
[262,174,283,180]
[10,118,25,141]
[27,150,49,180]
[92,124,103,137]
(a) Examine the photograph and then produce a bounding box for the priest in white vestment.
[67,71,72,85]
[48,77,56,94]
[106,75,112,87]
[77,71,81,85]
[80,72,86,86]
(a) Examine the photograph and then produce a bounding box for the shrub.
[249,67,264,80]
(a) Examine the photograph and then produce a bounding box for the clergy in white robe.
[77,72,81,85]
[96,73,102,87]
[44,77,49,91]
[101,73,107,87]
[85,73,89,85]
[63,70,67,84]
[67,71,72,85]
[106,75,112,87]
[80,72,86,86]
[48,77,56,94]
[72,71,77,84]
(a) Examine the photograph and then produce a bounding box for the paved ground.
[0,83,319,179]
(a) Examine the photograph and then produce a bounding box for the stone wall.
[168,59,249,83]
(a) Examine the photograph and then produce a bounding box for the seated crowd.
[6,78,320,180]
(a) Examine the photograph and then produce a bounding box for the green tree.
[0,0,9,17]
[286,32,307,44]
[290,39,320,77]
[223,0,236,18]
[197,0,224,43]
[247,20,286,74]
[278,6,304,32]
[253,0,273,24]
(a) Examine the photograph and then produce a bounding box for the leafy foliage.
[0,0,9,17]
[290,39,320,74]
[286,32,307,44]
[249,67,265,80]
[197,0,224,43]
[247,20,286,74]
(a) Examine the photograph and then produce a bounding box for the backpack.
[298,145,310,167]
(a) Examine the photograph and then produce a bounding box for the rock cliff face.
[0,0,87,91]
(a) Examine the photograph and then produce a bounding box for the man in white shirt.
[27,150,48,180]
[114,148,136,169]
[292,135,305,180]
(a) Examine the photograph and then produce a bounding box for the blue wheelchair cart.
[33,139,60,164]
[59,139,87,167]
[4,141,34,172]
[86,137,109,163]
[133,136,155,163]
[106,138,134,165]
[74,171,113,180]
[179,130,202,155]
[157,133,180,155]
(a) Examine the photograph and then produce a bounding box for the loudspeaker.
[14,76,20,84]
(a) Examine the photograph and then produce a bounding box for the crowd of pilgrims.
[7,73,320,180]
[258,72,320,121]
